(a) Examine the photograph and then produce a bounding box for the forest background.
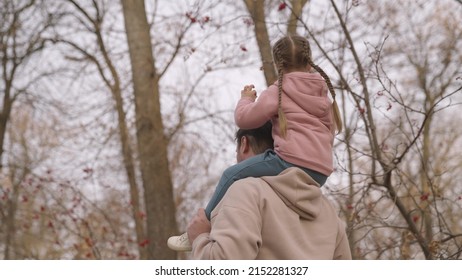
[1,0,461,260]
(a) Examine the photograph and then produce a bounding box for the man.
[186,125,351,259]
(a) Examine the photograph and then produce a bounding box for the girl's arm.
[234,85,278,129]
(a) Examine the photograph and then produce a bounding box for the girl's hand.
[241,84,257,101]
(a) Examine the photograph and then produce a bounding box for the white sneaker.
[167,232,192,251]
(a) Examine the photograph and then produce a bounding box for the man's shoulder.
[229,176,269,193]
[210,177,269,219]
[223,177,272,204]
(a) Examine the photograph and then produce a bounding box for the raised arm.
[234,85,278,129]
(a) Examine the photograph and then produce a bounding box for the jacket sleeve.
[191,182,262,259]
[234,85,279,129]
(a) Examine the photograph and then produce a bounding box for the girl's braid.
[302,40,343,133]
[275,46,288,137]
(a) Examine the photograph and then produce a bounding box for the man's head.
[235,122,273,162]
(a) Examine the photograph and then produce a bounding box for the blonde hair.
[272,35,343,136]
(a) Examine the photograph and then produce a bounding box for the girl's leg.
[205,150,285,219]
[297,166,328,186]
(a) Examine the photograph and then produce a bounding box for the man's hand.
[187,208,211,243]
[241,84,257,101]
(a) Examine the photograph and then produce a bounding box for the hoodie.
[235,72,335,176]
[191,168,352,260]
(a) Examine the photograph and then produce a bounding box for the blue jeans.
[204,150,327,219]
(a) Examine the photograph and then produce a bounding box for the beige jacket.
[191,167,352,260]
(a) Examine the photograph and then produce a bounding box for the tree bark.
[121,0,177,259]
[243,0,277,86]
[287,0,309,35]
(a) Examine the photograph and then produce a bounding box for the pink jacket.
[191,168,352,259]
[235,72,335,176]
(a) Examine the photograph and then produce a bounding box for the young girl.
[168,34,342,251]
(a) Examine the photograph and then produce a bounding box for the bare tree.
[55,0,147,259]
[242,0,278,86]
[0,0,60,259]
[121,0,178,259]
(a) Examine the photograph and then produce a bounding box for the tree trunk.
[1,35,15,261]
[3,179,18,260]
[243,0,277,86]
[112,84,148,260]
[121,0,177,259]
[243,0,309,86]
[287,0,309,35]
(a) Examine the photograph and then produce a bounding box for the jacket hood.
[276,72,331,118]
[261,167,322,220]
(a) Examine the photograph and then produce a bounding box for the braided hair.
[272,35,343,135]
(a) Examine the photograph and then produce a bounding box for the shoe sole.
[167,238,192,251]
